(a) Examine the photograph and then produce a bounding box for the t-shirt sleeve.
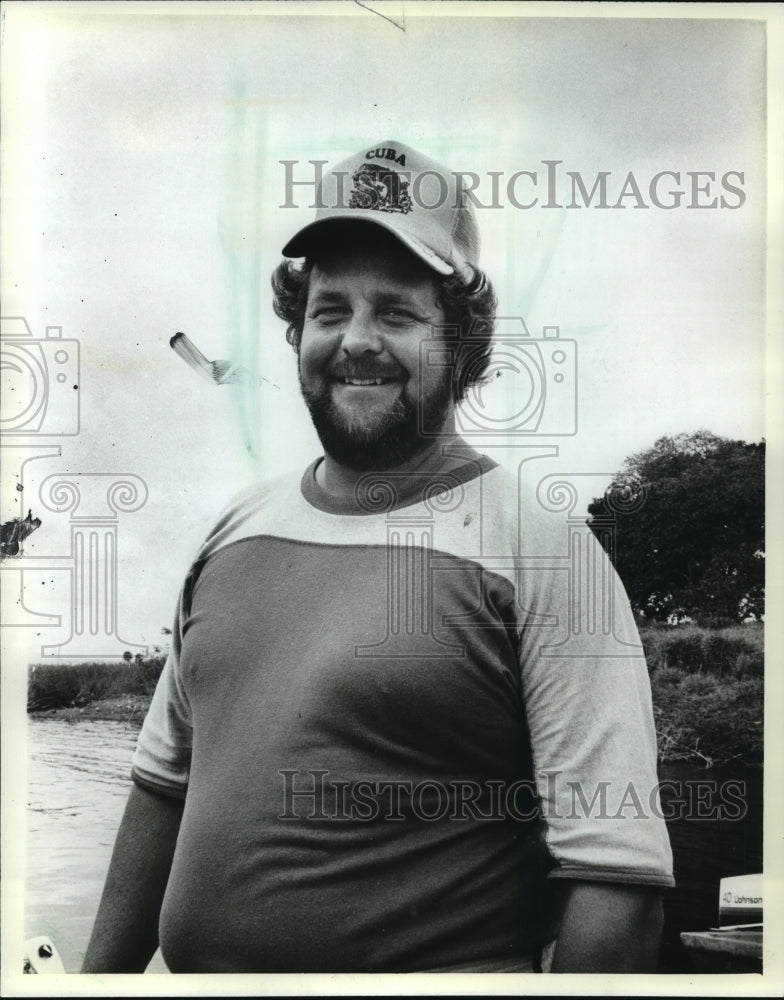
[517,522,674,888]
[129,483,269,798]
[131,484,268,798]
[131,581,194,799]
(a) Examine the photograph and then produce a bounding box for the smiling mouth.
[339,376,397,386]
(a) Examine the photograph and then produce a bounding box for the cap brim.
[281,215,455,276]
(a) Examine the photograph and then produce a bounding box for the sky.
[0,3,772,667]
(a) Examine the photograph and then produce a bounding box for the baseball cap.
[281,141,480,282]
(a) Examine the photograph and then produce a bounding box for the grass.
[27,624,764,766]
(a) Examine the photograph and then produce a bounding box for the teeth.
[343,377,387,386]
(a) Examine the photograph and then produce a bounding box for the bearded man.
[82,141,673,974]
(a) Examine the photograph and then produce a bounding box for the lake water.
[24,718,169,974]
[24,718,762,974]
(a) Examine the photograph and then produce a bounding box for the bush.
[28,657,165,712]
[649,666,684,689]
[666,632,705,672]
[731,650,762,679]
[692,611,740,629]
[639,623,763,679]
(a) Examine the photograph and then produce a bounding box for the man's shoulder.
[426,458,568,571]
[194,464,311,562]
[222,466,302,517]
[472,459,566,540]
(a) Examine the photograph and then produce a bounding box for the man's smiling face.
[298,230,453,470]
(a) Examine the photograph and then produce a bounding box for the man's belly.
[159,788,549,973]
[159,537,552,971]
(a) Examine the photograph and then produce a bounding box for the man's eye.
[312,308,347,324]
[381,309,416,324]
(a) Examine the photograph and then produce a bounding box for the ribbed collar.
[300,453,497,516]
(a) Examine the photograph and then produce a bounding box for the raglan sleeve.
[130,571,195,800]
[129,482,270,799]
[517,515,674,888]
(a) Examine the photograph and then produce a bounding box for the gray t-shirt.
[133,457,674,972]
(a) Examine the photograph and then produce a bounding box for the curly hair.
[271,254,497,404]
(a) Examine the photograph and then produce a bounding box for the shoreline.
[27,694,763,769]
[28,694,151,725]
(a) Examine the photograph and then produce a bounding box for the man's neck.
[315,436,483,500]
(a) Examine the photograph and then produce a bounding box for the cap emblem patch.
[349,163,413,215]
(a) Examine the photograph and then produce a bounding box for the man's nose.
[340,314,382,356]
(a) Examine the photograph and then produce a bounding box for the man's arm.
[81,783,184,973]
[549,881,663,973]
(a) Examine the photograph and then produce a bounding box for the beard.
[298,365,453,471]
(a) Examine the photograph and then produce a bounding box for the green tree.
[587,431,764,623]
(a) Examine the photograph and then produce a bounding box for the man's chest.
[180,535,528,780]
